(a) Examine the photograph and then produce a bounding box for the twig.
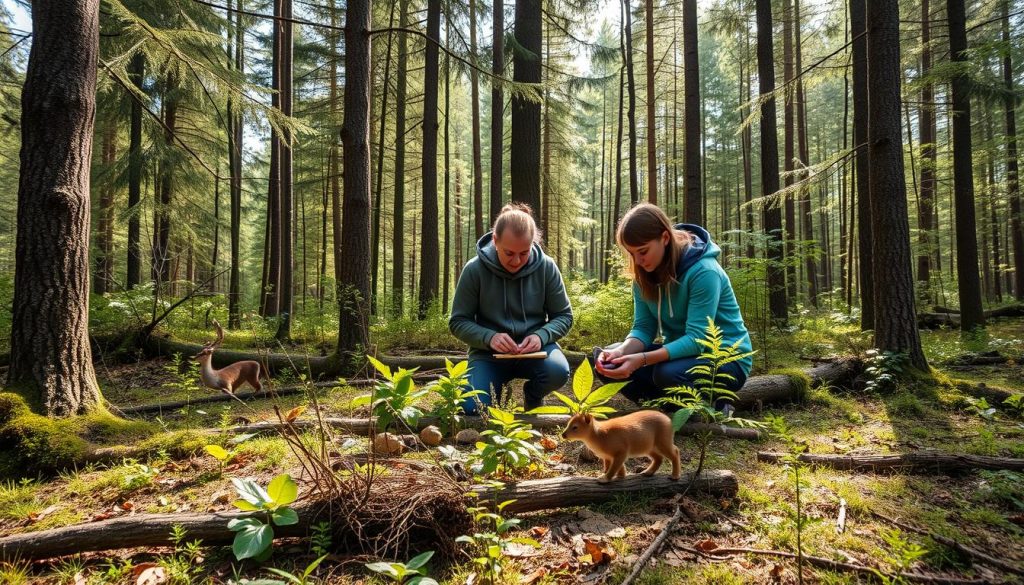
[870,510,1024,576]
[836,498,847,534]
[619,503,687,585]
[680,545,991,584]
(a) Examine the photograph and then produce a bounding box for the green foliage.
[427,359,483,435]
[872,528,928,584]
[526,358,625,418]
[975,470,1024,511]
[350,356,427,431]
[1003,394,1024,417]
[158,525,204,584]
[456,500,538,584]
[766,415,817,585]
[121,460,160,491]
[265,555,328,585]
[965,397,998,421]
[364,551,438,584]
[560,278,634,351]
[372,300,461,352]
[309,521,333,557]
[472,407,544,477]
[863,350,908,393]
[0,406,91,477]
[162,352,202,426]
[228,473,300,561]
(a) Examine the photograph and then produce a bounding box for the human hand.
[517,334,542,354]
[490,333,518,354]
[598,353,645,379]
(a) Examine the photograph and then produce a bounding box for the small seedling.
[365,551,438,584]
[350,356,428,431]
[457,501,538,584]
[427,358,484,435]
[526,358,626,418]
[472,407,544,477]
[265,554,328,585]
[227,473,300,561]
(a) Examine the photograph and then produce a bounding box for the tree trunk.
[917,0,935,299]
[276,0,294,340]
[392,0,409,317]
[337,0,372,363]
[511,0,542,221]
[370,2,395,316]
[866,0,928,371]
[263,0,282,318]
[470,0,484,239]
[644,0,657,204]
[756,0,787,325]
[742,17,754,259]
[795,0,817,307]
[418,0,441,318]
[758,451,1024,474]
[623,0,639,204]
[682,0,700,221]
[227,0,242,327]
[126,53,144,289]
[443,15,452,309]
[490,0,504,224]
[93,123,116,295]
[782,0,796,302]
[7,0,102,416]
[850,0,873,331]
[947,0,985,330]
[154,75,178,289]
[1006,0,1024,301]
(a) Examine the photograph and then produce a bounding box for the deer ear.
[582,413,593,424]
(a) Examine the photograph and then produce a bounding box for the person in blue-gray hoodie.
[449,203,573,414]
[595,203,753,413]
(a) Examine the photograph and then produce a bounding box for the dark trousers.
[463,343,570,414]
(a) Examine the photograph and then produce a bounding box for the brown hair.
[616,203,695,300]
[493,202,541,243]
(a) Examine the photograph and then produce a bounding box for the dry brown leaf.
[285,405,306,423]
[90,512,113,522]
[583,538,615,565]
[135,565,167,585]
[769,562,784,580]
[539,436,558,451]
[73,571,88,585]
[530,526,549,539]
[120,501,135,511]
[28,504,60,522]
[695,538,719,553]
[519,567,548,584]
[1010,514,1024,526]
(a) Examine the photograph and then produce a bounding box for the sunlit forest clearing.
[0,0,1022,583]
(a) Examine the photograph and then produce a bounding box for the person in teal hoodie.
[449,203,573,414]
[595,203,752,413]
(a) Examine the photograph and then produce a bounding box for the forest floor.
[1,319,1023,584]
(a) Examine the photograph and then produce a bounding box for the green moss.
[770,368,813,402]
[0,393,30,426]
[0,410,91,477]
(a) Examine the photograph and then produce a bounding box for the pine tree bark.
[156,74,178,288]
[126,53,144,289]
[337,0,372,360]
[623,0,639,204]
[93,123,116,295]
[7,0,102,416]
[1005,0,1024,301]
[782,0,796,301]
[263,0,283,317]
[682,0,700,222]
[418,0,441,318]
[511,0,542,221]
[276,0,294,340]
[795,0,817,307]
[470,0,484,239]
[947,0,985,330]
[370,1,395,316]
[756,0,787,324]
[490,0,504,224]
[644,0,657,204]
[228,0,244,328]
[391,0,410,317]
[866,0,928,371]
[917,0,935,298]
[850,0,873,330]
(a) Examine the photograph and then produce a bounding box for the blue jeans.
[597,343,748,409]
[463,343,570,414]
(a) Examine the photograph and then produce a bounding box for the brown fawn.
[561,411,681,483]
[193,320,265,395]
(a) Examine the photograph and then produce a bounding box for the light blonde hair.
[493,202,541,243]
[616,203,695,301]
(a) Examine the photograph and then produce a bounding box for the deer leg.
[641,453,664,476]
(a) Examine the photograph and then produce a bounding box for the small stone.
[455,428,480,445]
[373,432,405,455]
[420,425,443,446]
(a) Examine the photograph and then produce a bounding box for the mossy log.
[757,451,1024,473]
[0,471,736,561]
[471,470,738,514]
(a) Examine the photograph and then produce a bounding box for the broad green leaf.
[573,359,594,402]
[271,507,299,526]
[405,550,435,570]
[349,394,372,408]
[266,474,298,506]
[228,517,262,531]
[233,523,273,560]
[229,432,259,445]
[204,444,229,461]
[408,577,440,585]
[525,405,570,415]
[450,360,469,379]
[671,408,695,431]
[366,355,393,380]
[232,499,260,512]
[232,477,271,507]
[365,562,400,578]
[552,391,578,410]
[583,382,626,406]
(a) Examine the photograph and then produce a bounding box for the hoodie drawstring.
[655,283,672,345]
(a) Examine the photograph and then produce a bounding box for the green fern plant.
[525,359,627,418]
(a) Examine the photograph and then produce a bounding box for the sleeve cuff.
[627,329,653,346]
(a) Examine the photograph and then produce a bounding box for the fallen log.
[143,335,338,378]
[732,357,861,411]
[111,382,335,416]
[0,471,736,561]
[757,451,1024,473]
[932,304,1024,318]
[921,304,1024,329]
[228,415,763,440]
[470,470,738,514]
[942,351,1010,367]
[954,381,1017,405]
